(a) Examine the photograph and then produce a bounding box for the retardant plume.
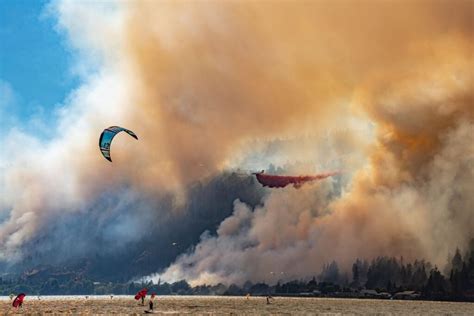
[254,171,340,188]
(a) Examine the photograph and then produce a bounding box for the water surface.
[1,295,473,315]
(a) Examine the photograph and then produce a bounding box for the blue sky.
[0,0,78,137]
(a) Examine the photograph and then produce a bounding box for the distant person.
[135,288,148,306]
[149,293,156,311]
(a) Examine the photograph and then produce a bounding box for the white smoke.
[0,0,134,260]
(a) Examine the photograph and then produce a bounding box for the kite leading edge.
[99,126,138,162]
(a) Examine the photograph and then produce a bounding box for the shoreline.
[1,294,473,303]
[2,296,472,315]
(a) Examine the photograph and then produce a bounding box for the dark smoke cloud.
[6,172,263,281]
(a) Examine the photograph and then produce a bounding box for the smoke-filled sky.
[0,0,473,285]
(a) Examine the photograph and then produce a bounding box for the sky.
[0,0,472,285]
[0,0,78,137]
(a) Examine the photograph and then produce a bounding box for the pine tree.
[352,261,360,287]
[452,248,463,272]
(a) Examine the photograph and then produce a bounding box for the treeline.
[2,242,473,302]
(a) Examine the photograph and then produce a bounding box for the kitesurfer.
[149,293,156,311]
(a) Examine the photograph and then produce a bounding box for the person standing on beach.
[149,293,156,311]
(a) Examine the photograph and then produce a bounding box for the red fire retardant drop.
[254,171,339,188]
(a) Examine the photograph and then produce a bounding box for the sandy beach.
[1,295,473,315]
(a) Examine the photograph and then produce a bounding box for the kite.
[135,288,148,300]
[99,126,138,162]
[12,293,25,308]
[253,170,339,188]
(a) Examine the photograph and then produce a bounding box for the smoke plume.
[0,0,472,285]
[153,1,473,284]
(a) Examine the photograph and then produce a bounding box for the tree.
[352,262,360,287]
[307,277,318,291]
[411,261,428,291]
[452,248,463,272]
[424,267,448,300]
[41,278,60,295]
[320,261,340,284]
[171,280,191,294]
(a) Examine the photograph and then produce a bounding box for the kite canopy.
[12,293,25,308]
[134,288,148,300]
[254,171,339,188]
[99,126,138,162]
